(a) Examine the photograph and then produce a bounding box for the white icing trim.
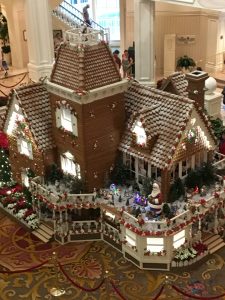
[46,80,129,104]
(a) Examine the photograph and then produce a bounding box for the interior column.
[134,0,155,86]
[25,0,54,82]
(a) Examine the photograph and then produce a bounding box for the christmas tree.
[0,132,11,186]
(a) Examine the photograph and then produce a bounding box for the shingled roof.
[160,72,188,97]
[13,83,54,151]
[50,42,121,91]
[119,81,200,169]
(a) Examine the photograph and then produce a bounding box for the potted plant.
[0,12,11,64]
[176,55,196,73]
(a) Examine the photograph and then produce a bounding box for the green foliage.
[168,178,185,203]
[0,13,10,53]
[185,162,216,190]
[62,173,85,194]
[162,203,172,218]
[0,148,11,184]
[46,164,63,184]
[199,162,216,186]
[176,55,196,69]
[209,117,225,140]
[27,168,35,178]
[1,45,10,54]
[142,177,153,196]
[22,186,33,205]
[109,156,130,185]
[185,169,202,189]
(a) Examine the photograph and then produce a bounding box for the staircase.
[203,234,225,254]
[32,223,54,243]
[52,0,109,39]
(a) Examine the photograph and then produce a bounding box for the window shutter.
[56,108,61,128]
[71,114,78,137]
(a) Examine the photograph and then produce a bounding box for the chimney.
[186,71,209,109]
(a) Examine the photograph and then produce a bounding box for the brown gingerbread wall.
[8,136,45,184]
[49,92,125,191]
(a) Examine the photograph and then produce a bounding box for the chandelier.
[197,0,225,9]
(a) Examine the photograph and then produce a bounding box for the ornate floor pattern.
[0,211,225,299]
[0,212,91,271]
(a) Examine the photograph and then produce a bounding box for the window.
[18,138,33,159]
[132,121,147,146]
[56,107,78,136]
[7,111,24,134]
[126,229,136,247]
[61,152,81,178]
[173,230,185,249]
[147,238,164,253]
[61,108,73,132]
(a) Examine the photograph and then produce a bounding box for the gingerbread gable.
[4,83,54,151]
[50,42,121,91]
[119,81,217,169]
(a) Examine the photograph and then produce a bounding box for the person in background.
[83,4,91,27]
[113,50,121,72]
[122,50,129,78]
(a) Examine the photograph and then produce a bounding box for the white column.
[25,0,54,82]
[134,0,155,86]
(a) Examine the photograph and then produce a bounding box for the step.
[35,228,52,240]
[209,242,225,254]
[32,231,50,243]
[207,239,224,250]
[39,224,54,236]
[203,235,220,245]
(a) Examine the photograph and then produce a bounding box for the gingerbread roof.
[160,72,188,97]
[13,83,54,151]
[119,81,216,169]
[50,42,121,91]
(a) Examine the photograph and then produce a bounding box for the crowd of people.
[113,49,134,78]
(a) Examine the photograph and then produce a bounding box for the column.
[134,0,155,86]
[25,0,54,82]
[120,0,126,52]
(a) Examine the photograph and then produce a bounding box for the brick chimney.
[186,71,209,109]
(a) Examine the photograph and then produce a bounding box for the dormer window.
[132,121,147,146]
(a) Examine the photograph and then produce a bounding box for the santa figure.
[148,183,163,215]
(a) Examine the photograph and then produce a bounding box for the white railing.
[70,220,101,234]
[65,27,108,46]
[213,151,225,169]
[30,177,94,205]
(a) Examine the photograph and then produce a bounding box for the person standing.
[83,4,91,26]
[122,50,129,78]
[113,50,121,72]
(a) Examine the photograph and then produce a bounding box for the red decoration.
[0,131,9,149]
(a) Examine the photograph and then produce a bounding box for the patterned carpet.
[0,211,225,299]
